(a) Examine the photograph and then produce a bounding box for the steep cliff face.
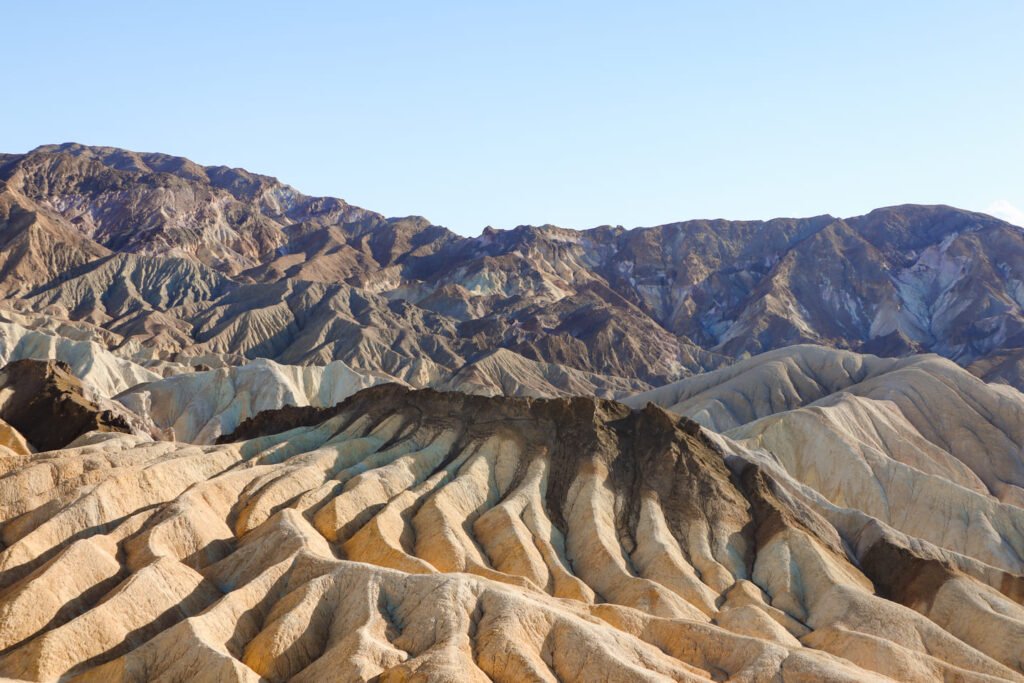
[1,384,1022,681]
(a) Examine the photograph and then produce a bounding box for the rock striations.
[2,144,1023,390]
[1,374,1023,681]
[1,143,1023,681]
[116,358,400,444]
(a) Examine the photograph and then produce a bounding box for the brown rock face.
[968,347,1024,389]
[2,144,1022,390]
[0,359,131,451]
[216,402,351,443]
[2,385,1023,681]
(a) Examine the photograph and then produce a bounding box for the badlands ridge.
[0,144,1022,681]
[0,342,1022,680]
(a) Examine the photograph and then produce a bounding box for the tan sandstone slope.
[1,379,1023,682]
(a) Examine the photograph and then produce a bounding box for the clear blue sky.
[2,1,1022,234]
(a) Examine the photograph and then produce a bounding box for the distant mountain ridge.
[2,142,1022,391]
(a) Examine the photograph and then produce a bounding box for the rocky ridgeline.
[1,144,1022,391]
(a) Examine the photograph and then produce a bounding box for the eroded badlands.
[1,373,1023,681]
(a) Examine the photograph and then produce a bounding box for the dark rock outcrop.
[0,359,131,451]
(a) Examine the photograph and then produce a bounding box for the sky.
[2,1,1022,235]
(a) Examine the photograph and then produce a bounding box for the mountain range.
[3,143,1023,394]
[0,143,1023,681]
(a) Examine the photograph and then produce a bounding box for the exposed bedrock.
[1,385,1021,681]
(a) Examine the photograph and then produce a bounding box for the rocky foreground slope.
[1,348,1024,681]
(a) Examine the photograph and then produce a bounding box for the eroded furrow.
[0,385,1022,681]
